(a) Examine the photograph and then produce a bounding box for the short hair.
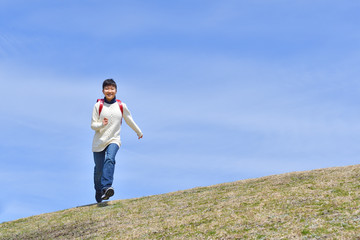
[103,79,117,89]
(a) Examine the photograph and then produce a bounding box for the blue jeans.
[93,143,119,194]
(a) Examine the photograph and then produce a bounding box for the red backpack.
[97,99,123,119]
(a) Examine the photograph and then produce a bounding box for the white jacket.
[91,100,142,152]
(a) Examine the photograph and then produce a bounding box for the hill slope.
[2,165,360,239]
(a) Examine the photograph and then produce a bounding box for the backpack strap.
[117,99,123,124]
[97,98,123,117]
[97,99,104,116]
[117,99,123,115]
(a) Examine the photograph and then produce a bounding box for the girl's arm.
[91,103,105,131]
[122,103,143,139]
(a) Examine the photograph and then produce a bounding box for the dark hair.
[103,79,117,89]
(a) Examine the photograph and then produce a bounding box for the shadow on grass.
[97,202,109,208]
[76,201,109,208]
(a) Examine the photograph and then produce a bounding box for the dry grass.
[2,165,360,239]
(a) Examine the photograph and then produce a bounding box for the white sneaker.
[101,187,114,200]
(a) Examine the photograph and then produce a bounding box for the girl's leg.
[93,150,105,202]
[101,143,119,191]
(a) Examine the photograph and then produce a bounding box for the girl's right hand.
[103,118,108,126]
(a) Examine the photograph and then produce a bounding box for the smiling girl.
[91,79,143,203]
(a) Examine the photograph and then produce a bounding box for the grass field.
[2,165,360,239]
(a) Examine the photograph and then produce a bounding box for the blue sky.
[1,0,360,222]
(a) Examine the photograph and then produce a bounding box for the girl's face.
[103,85,117,101]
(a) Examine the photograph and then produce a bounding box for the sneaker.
[95,192,103,203]
[101,187,114,200]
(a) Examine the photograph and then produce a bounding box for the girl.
[91,79,143,203]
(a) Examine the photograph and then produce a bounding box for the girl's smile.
[103,86,117,101]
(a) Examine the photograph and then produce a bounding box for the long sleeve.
[91,102,104,131]
[91,100,141,152]
[122,103,143,137]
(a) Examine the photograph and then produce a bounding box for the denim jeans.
[93,143,119,194]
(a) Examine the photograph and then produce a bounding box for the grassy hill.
[2,165,360,239]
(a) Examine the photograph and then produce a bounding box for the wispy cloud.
[0,34,22,57]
